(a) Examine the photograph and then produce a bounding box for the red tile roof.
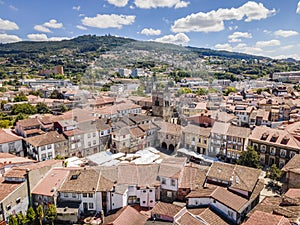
[151,202,182,218]
[0,129,22,144]
[243,210,290,225]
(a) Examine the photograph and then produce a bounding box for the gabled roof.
[31,168,70,196]
[58,168,100,193]
[211,121,230,135]
[206,162,261,193]
[104,206,148,225]
[16,117,40,127]
[282,154,300,174]
[158,157,186,179]
[243,210,290,225]
[0,177,22,202]
[0,129,22,144]
[151,202,182,218]
[24,131,66,147]
[179,163,207,190]
[182,124,211,137]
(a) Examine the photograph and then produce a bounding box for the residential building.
[158,157,187,202]
[243,210,290,225]
[282,154,300,189]
[249,126,300,168]
[15,117,43,138]
[226,125,251,163]
[24,131,67,161]
[209,122,230,158]
[182,124,211,155]
[0,129,23,156]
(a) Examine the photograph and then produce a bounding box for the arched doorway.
[169,144,175,151]
[161,142,167,149]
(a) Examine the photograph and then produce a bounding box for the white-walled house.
[0,129,23,156]
[24,131,67,161]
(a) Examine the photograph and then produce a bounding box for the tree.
[11,103,37,115]
[16,211,28,225]
[0,120,11,128]
[223,86,237,96]
[195,87,208,96]
[60,104,68,112]
[8,215,18,225]
[46,204,57,225]
[237,145,260,168]
[36,102,50,114]
[36,205,44,225]
[26,206,36,225]
[268,164,282,182]
[14,92,28,102]
[177,87,192,95]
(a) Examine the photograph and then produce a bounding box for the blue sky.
[0,0,300,59]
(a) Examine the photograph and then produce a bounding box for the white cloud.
[27,34,70,42]
[281,45,294,50]
[72,6,80,11]
[171,1,275,33]
[76,25,87,30]
[33,19,63,33]
[34,25,51,33]
[256,39,280,48]
[274,29,298,37]
[215,43,232,51]
[0,33,22,43]
[297,1,300,14]
[228,31,252,42]
[9,5,18,11]
[43,19,63,29]
[0,18,19,30]
[155,33,190,45]
[81,14,135,29]
[175,1,190,9]
[107,0,129,7]
[215,42,263,55]
[134,0,189,9]
[140,28,161,36]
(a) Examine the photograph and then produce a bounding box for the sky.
[0,0,300,60]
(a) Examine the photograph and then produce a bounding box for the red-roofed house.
[0,129,23,156]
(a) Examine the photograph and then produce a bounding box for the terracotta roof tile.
[176,212,206,225]
[0,129,22,144]
[151,202,182,218]
[24,131,66,147]
[243,210,290,225]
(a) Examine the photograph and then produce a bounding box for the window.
[171,179,176,186]
[88,142,91,147]
[93,140,96,145]
[88,133,91,138]
[228,210,233,218]
[41,146,46,151]
[280,149,286,158]
[150,200,153,203]
[6,205,11,211]
[48,152,53,159]
[142,201,146,204]
[72,193,76,198]
[93,133,96,137]
[47,144,51,149]
[149,189,153,192]
[41,153,46,160]
[83,193,87,198]
[161,178,166,185]
[204,139,207,144]
[88,193,93,198]
[89,202,94,209]
[290,151,296,159]
[16,198,21,204]
[8,143,15,151]
[64,193,69,198]
[167,191,172,198]
[260,145,266,153]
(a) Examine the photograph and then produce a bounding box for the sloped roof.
[24,131,66,147]
[243,210,290,225]
[151,202,182,218]
[0,129,22,144]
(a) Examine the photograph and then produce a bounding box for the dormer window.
[270,133,279,142]
[281,135,290,144]
[261,132,269,140]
